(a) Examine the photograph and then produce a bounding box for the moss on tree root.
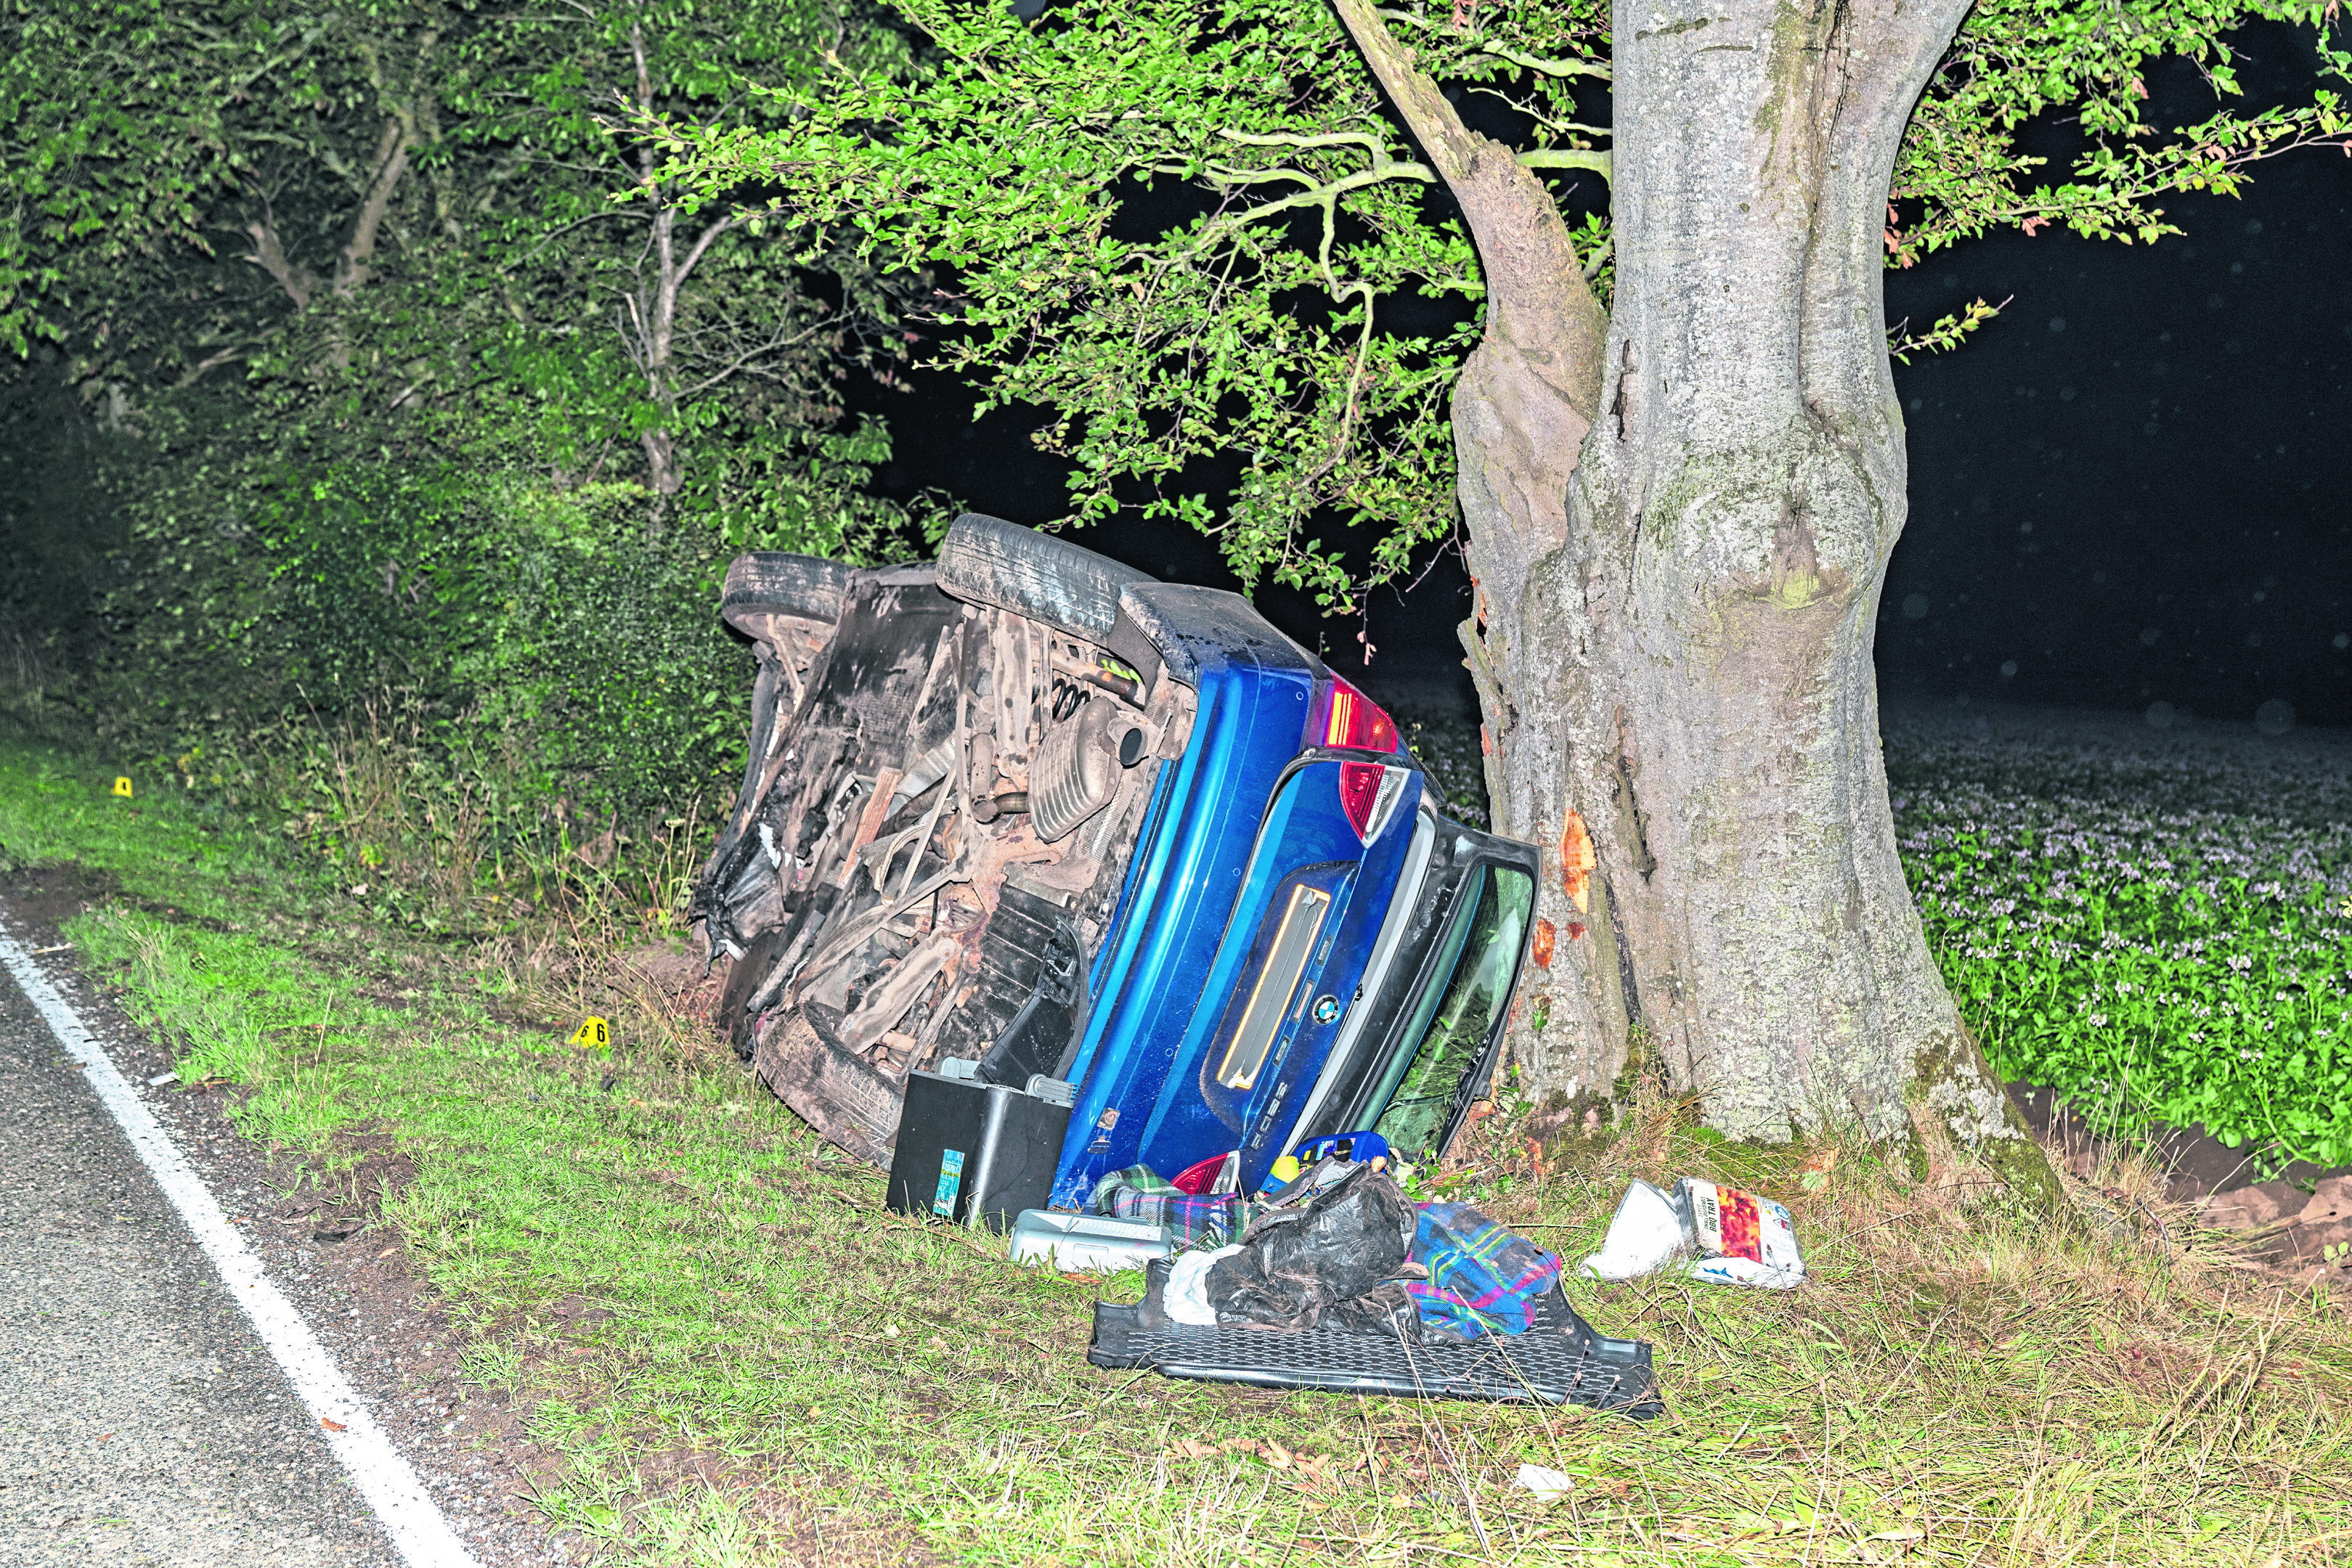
[1911,1022,2067,1216]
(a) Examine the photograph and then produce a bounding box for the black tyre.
[721,552,858,638]
[936,513,1147,641]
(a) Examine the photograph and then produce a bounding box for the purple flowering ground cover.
[1884,702,2352,1170]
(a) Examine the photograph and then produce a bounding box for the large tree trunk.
[1338,0,2053,1191]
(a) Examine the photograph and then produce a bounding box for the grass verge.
[6,732,2351,1566]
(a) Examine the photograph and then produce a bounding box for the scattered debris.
[2202,1175,2352,1286]
[1514,1463,1575,1501]
[1007,1209,1173,1273]
[1162,1244,1244,1326]
[1409,1200,1566,1339]
[1583,1177,1806,1289]
[1290,1130,1390,1172]
[1200,1164,1419,1335]
[1086,1164,1242,1250]
[1085,1156,1664,1410]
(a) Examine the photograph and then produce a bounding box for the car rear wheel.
[937,513,1147,644]
[722,552,857,639]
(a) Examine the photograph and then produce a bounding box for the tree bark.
[623,202,737,505]
[1338,0,2051,1188]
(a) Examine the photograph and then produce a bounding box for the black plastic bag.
[1203,1163,1417,1331]
[1317,1280,1423,1341]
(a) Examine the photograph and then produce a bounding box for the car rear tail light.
[1171,1151,1237,1193]
[1170,1151,1226,1193]
[1317,677,1399,753]
[1339,761,1383,839]
[1338,761,1409,842]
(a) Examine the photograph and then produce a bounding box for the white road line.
[0,913,481,1568]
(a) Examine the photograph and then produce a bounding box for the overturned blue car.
[693,514,1539,1220]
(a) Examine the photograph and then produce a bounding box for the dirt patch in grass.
[0,857,123,935]
[2011,1079,2352,1201]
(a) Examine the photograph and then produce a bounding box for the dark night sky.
[1879,79,2352,732]
[853,23,2352,730]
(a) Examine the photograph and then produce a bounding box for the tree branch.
[673,213,743,291]
[171,346,244,389]
[674,311,845,399]
[1203,160,1434,296]
[1299,281,1381,495]
[1372,10,1611,79]
[1209,159,1435,217]
[1325,0,1606,395]
[1217,128,1395,158]
[1888,294,2006,363]
[1332,0,1492,188]
[1518,147,1611,179]
[335,116,415,300]
[1329,0,1609,608]
[496,208,646,274]
[1476,40,1611,80]
[241,218,314,309]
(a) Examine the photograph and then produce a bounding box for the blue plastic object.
[1291,1130,1391,1169]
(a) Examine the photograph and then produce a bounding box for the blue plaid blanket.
[1088,1166,1242,1251]
[1404,1201,1562,1340]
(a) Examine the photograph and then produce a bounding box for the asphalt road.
[0,960,399,1567]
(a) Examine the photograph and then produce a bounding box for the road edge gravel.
[0,905,483,1568]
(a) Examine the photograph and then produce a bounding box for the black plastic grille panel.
[1088,1289,1665,1417]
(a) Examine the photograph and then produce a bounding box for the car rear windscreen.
[1367,864,1534,1162]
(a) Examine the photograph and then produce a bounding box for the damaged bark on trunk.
[1333,0,2051,1193]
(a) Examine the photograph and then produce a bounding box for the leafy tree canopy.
[649,0,2349,611]
[1,0,948,813]
[0,0,936,541]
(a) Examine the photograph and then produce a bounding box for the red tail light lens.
[1319,677,1400,753]
[1338,761,1384,839]
[1169,1151,1231,1194]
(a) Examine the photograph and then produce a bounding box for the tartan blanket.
[1405,1201,1562,1340]
[1088,1165,1242,1251]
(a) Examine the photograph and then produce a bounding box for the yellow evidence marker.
[112,776,134,799]
[569,1016,611,1050]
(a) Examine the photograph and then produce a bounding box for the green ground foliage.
[1887,722,2352,1171]
[115,467,783,827]
[5,732,2349,1566]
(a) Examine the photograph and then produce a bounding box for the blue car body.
[693,516,1539,1206]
